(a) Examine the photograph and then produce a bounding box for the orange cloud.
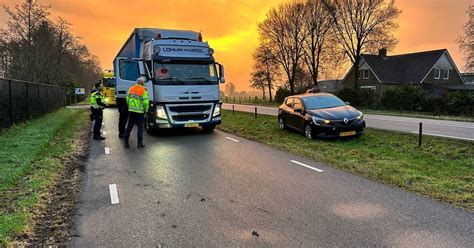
[0,0,470,92]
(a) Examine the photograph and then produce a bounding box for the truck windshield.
[103,78,115,87]
[153,62,218,85]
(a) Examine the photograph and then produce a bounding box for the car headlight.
[357,112,364,120]
[213,103,221,117]
[156,106,168,120]
[312,116,331,125]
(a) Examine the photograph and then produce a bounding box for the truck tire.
[202,125,216,132]
[145,115,157,135]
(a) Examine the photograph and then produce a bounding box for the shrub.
[381,86,425,111]
[336,88,376,108]
[275,87,291,103]
[447,91,474,116]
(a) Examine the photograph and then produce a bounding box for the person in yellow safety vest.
[90,82,107,140]
[124,77,149,148]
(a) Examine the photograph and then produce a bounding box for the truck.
[101,70,116,106]
[113,28,224,132]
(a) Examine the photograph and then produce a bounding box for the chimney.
[379,48,387,58]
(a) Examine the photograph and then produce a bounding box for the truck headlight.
[312,116,331,125]
[156,106,168,120]
[213,104,221,117]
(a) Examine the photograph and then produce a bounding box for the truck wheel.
[202,125,216,132]
[145,115,157,135]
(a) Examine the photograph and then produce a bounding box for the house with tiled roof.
[341,49,468,97]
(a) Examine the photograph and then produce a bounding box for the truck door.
[115,57,140,99]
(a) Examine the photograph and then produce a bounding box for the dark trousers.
[124,112,145,144]
[117,98,129,135]
[91,108,103,137]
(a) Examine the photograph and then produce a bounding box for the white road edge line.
[104,147,110,154]
[410,132,474,142]
[225,137,240,143]
[102,131,106,135]
[291,160,324,173]
[109,184,119,205]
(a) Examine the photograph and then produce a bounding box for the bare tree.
[457,5,474,72]
[258,2,307,94]
[0,0,102,88]
[224,82,236,96]
[302,0,333,87]
[252,42,280,101]
[323,0,400,89]
[250,69,267,99]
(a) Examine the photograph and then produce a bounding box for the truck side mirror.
[218,63,225,83]
[138,61,151,81]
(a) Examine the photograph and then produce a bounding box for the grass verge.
[0,108,89,245]
[219,110,474,211]
[223,101,474,122]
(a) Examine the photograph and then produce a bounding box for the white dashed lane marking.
[291,160,324,173]
[105,147,110,154]
[225,137,240,143]
[109,184,119,205]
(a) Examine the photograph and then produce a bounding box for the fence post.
[255,106,257,119]
[232,105,235,115]
[25,82,30,119]
[8,80,13,126]
[418,122,423,147]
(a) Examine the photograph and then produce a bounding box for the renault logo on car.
[344,118,349,124]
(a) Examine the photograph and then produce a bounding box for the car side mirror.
[345,102,350,105]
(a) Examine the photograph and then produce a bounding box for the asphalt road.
[222,103,474,141]
[71,109,473,247]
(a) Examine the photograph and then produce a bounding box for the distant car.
[278,93,366,139]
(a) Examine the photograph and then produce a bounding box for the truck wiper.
[158,77,185,84]
[184,77,216,84]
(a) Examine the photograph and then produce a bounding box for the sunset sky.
[0,0,471,91]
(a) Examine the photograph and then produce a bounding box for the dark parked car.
[278,93,366,139]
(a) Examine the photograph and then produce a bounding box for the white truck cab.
[114,28,224,132]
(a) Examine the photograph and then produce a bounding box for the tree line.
[0,0,102,90]
[250,0,401,97]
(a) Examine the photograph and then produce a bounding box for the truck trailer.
[113,28,224,132]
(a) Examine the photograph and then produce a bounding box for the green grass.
[0,108,89,244]
[219,110,474,210]
[222,100,474,122]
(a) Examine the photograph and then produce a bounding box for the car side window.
[285,98,293,108]
[293,98,303,111]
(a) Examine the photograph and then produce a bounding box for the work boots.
[124,139,130,148]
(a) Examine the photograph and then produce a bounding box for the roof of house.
[361,49,447,83]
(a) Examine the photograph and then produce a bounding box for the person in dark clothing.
[90,82,107,140]
[117,98,128,138]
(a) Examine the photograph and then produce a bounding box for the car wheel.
[278,116,286,130]
[304,123,313,139]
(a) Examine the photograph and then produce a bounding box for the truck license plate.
[185,123,200,128]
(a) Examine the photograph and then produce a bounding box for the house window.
[360,69,370,80]
[434,68,441,80]
[360,86,376,91]
[442,69,449,80]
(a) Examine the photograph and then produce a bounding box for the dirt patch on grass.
[17,122,90,246]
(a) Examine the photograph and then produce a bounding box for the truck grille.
[166,103,214,124]
[169,105,211,112]
[172,114,209,122]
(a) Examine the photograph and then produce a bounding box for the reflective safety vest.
[90,91,105,109]
[126,84,149,114]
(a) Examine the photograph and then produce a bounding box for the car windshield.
[303,95,346,110]
[103,78,115,87]
[153,62,218,85]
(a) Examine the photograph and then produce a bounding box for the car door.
[282,97,293,126]
[292,98,306,131]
